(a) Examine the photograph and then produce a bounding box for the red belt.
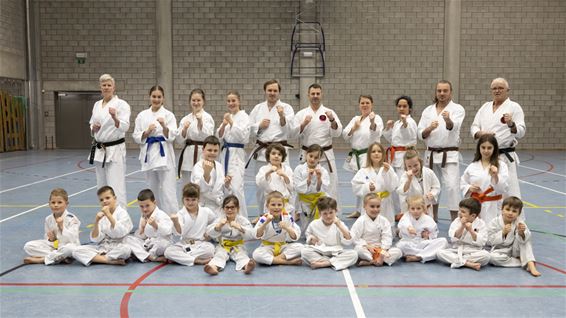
[471,186,502,203]
[386,146,408,163]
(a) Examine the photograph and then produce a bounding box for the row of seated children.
[23,186,540,277]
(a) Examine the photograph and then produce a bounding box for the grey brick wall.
[0,0,26,81]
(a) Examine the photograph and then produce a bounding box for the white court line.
[520,164,566,178]
[0,168,95,194]
[342,269,366,318]
[520,180,566,196]
[0,170,141,224]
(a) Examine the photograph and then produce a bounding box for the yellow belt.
[298,192,325,219]
[375,191,390,199]
[262,240,287,256]
[220,239,244,252]
[53,240,59,249]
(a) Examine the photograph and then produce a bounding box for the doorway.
[55,91,100,149]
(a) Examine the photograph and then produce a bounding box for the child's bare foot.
[310,259,331,269]
[287,257,303,265]
[464,261,481,271]
[527,262,541,277]
[195,257,212,265]
[244,260,256,274]
[23,257,44,264]
[371,260,384,267]
[357,260,372,267]
[204,264,218,275]
[405,255,422,262]
[111,259,127,266]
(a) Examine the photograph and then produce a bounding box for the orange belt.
[471,186,502,203]
[386,146,408,163]
[369,246,382,261]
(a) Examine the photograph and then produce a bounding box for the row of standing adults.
[88,75,525,220]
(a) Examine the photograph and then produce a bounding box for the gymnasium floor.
[0,149,565,317]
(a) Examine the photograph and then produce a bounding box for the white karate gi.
[191,159,226,214]
[73,206,133,266]
[487,216,536,267]
[470,98,526,198]
[24,210,81,265]
[350,214,402,266]
[132,106,179,214]
[436,217,490,268]
[217,110,250,217]
[176,111,215,185]
[164,206,217,266]
[89,96,130,208]
[294,104,343,200]
[352,166,399,223]
[293,163,330,233]
[255,164,295,214]
[206,215,255,271]
[396,213,447,262]
[460,160,509,224]
[252,212,303,265]
[124,207,173,261]
[417,101,465,211]
[382,115,418,176]
[301,219,358,270]
[396,167,440,216]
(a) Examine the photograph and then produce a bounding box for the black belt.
[301,144,333,173]
[427,146,459,168]
[89,138,126,168]
[178,139,205,178]
[499,147,516,163]
[245,140,294,169]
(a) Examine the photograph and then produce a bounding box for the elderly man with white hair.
[470,77,526,199]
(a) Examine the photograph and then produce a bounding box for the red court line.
[119,263,167,318]
[519,158,555,179]
[538,262,566,275]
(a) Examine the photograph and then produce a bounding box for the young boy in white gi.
[351,193,402,267]
[191,135,227,214]
[164,183,216,266]
[301,197,358,270]
[437,198,490,271]
[253,191,303,266]
[24,188,81,265]
[255,143,294,216]
[124,189,173,262]
[488,196,541,277]
[73,186,133,266]
[396,196,447,263]
[204,195,256,275]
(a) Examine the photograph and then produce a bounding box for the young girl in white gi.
[396,149,440,221]
[488,196,541,277]
[124,189,173,262]
[396,196,447,263]
[256,143,294,216]
[301,197,358,270]
[165,183,216,266]
[383,95,418,177]
[352,142,399,223]
[253,191,303,266]
[351,193,402,267]
[342,95,382,218]
[89,74,131,208]
[461,134,509,225]
[132,85,178,214]
[191,135,227,214]
[437,198,490,271]
[24,188,80,265]
[204,195,256,275]
[73,186,133,266]
[293,144,330,234]
[217,90,250,217]
[176,88,215,185]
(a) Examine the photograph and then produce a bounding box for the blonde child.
[73,186,133,266]
[177,88,215,185]
[293,143,330,232]
[437,198,490,271]
[488,196,541,277]
[351,193,402,266]
[461,134,509,225]
[396,149,440,221]
[165,183,216,266]
[256,143,294,215]
[352,142,399,223]
[301,197,358,270]
[191,135,228,214]
[124,189,173,262]
[253,191,303,266]
[396,196,447,263]
[24,188,80,265]
[204,195,256,275]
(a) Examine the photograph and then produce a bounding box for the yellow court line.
[127,199,138,207]
[544,210,553,214]
[556,214,564,218]
[522,200,540,208]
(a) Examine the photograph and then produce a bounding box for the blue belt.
[222,142,245,175]
[145,136,166,163]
